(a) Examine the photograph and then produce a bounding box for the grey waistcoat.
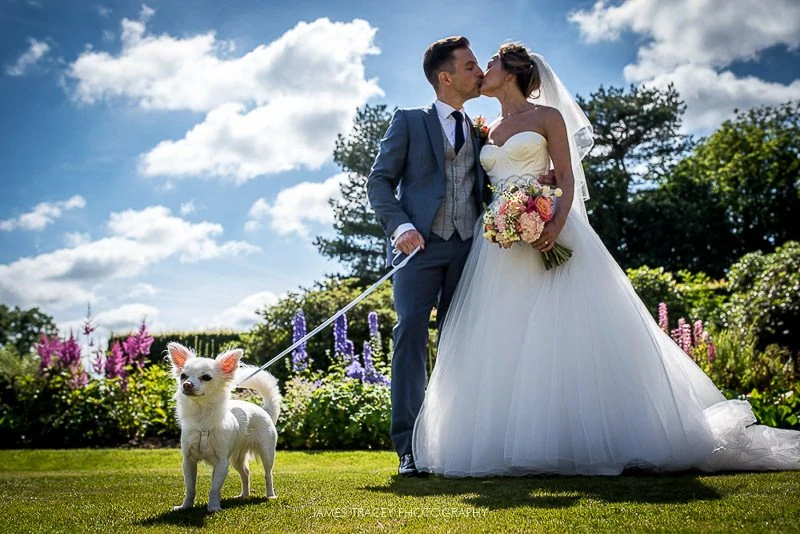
[430,132,479,240]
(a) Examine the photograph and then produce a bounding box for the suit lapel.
[464,112,487,201]
[423,103,445,173]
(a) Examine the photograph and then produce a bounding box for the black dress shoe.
[398,453,428,477]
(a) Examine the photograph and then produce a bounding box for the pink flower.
[693,320,704,346]
[658,302,668,332]
[496,215,507,234]
[677,318,692,356]
[518,211,545,242]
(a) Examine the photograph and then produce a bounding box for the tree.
[0,305,57,355]
[684,101,799,257]
[314,105,393,284]
[624,165,738,276]
[578,84,694,265]
[624,100,799,275]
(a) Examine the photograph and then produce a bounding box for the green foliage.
[734,387,800,430]
[720,241,800,357]
[626,266,725,325]
[243,278,395,383]
[0,364,177,448]
[314,104,393,284]
[278,366,391,450]
[0,344,38,383]
[0,304,57,355]
[625,168,737,276]
[697,329,787,394]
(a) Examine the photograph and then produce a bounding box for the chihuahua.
[167,342,280,512]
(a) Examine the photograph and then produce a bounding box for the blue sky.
[1,0,799,342]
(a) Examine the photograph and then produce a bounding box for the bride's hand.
[532,220,563,252]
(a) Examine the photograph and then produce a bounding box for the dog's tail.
[235,365,281,424]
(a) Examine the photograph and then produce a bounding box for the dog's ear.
[167,342,194,370]
[216,349,243,376]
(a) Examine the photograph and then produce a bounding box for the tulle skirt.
[412,211,800,476]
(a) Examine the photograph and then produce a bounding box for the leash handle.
[235,246,421,386]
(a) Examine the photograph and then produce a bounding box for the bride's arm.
[531,108,574,252]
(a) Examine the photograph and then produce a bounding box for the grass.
[0,449,799,533]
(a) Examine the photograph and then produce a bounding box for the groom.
[367,36,488,477]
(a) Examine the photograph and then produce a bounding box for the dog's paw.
[267,493,278,500]
[172,505,189,512]
[207,504,222,513]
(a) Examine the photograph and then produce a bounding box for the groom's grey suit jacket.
[367,104,489,263]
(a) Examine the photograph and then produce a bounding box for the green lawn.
[0,449,799,533]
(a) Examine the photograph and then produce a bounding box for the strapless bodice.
[479,131,550,192]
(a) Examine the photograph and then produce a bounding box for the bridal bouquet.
[483,175,573,269]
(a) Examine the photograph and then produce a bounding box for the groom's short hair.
[423,36,470,90]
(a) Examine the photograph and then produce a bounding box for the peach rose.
[534,196,554,222]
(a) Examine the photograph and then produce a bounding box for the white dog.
[167,342,281,512]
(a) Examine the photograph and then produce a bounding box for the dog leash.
[234,246,421,387]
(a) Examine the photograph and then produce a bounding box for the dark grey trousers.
[390,234,473,457]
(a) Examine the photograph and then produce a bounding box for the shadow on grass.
[137,496,275,527]
[365,470,723,510]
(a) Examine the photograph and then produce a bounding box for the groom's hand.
[537,170,557,186]
[395,229,425,255]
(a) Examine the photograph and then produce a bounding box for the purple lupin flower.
[362,341,374,372]
[362,341,390,386]
[105,341,126,380]
[345,357,366,381]
[658,302,668,333]
[368,311,379,338]
[333,313,348,357]
[291,309,308,372]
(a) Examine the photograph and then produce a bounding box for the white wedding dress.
[412,130,800,476]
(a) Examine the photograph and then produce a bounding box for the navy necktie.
[451,110,465,153]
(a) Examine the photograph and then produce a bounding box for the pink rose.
[518,211,545,242]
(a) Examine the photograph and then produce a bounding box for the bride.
[411,42,800,476]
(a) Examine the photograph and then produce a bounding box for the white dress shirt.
[391,100,469,245]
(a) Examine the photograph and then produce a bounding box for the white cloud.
[129,283,158,297]
[1,195,86,231]
[66,12,382,182]
[245,173,347,237]
[63,232,92,247]
[5,38,51,77]
[97,5,113,18]
[569,0,800,132]
[94,303,160,332]
[179,200,197,215]
[208,291,280,331]
[0,206,259,309]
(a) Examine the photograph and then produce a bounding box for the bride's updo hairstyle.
[498,43,541,98]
